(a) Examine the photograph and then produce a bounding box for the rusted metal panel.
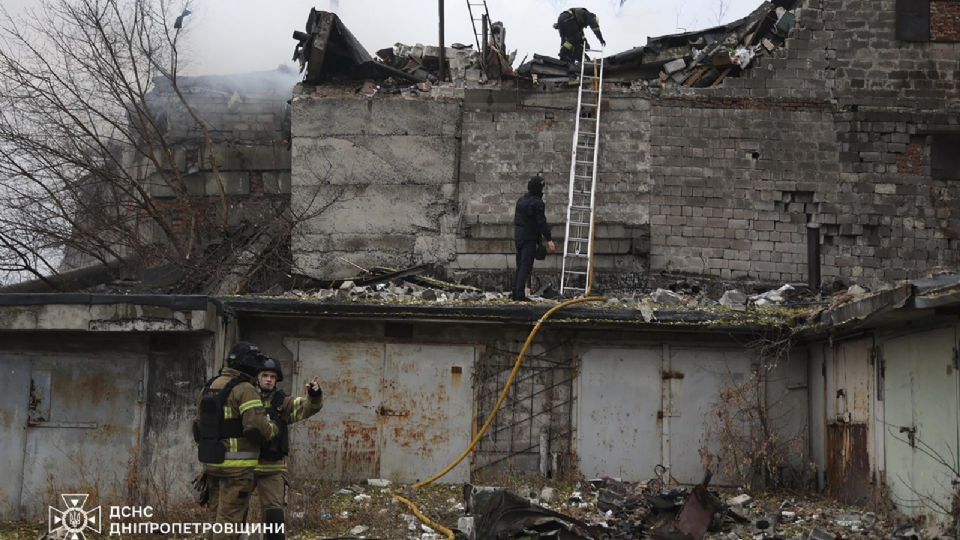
[0,356,30,519]
[577,347,662,481]
[18,352,145,517]
[379,344,474,483]
[882,328,959,521]
[826,423,871,502]
[289,340,383,480]
[669,348,750,485]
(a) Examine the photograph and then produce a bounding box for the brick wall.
[932,1,960,41]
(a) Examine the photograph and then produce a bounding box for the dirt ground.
[1,477,952,539]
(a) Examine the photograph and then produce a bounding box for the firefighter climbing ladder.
[560,46,605,297]
[465,1,491,58]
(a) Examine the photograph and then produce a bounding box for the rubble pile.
[279,265,841,321]
[284,476,924,540]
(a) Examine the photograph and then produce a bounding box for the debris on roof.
[519,0,800,88]
[293,10,514,88]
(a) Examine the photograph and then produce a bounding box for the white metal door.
[669,348,751,485]
[577,347,662,480]
[882,328,959,520]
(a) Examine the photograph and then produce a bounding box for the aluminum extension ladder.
[560,46,604,297]
[466,1,491,55]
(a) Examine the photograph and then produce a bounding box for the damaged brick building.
[2,0,960,532]
[292,0,960,291]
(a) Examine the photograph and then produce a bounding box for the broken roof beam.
[293,9,373,84]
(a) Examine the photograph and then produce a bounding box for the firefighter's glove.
[192,473,210,507]
[306,376,322,398]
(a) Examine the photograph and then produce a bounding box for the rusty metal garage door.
[11,352,146,518]
[289,341,474,483]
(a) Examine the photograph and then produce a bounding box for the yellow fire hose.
[391,296,606,539]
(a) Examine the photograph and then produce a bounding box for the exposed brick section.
[898,143,924,175]
[931,1,960,41]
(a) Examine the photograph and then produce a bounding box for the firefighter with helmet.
[253,355,323,540]
[193,341,279,540]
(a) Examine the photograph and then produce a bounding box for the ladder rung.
[575,160,594,164]
[571,205,592,211]
[567,237,590,243]
[565,253,589,258]
[564,270,589,275]
[563,287,586,292]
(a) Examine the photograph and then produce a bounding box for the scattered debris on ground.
[277,475,927,539]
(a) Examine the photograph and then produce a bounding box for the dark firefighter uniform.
[194,342,278,540]
[555,7,606,64]
[254,357,323,540]
[512,175,552,301]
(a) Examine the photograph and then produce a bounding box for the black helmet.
[258,356,284,382]
[226,341,264,378]
[527,175,545,195]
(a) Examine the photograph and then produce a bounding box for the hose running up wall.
[391,296,607,539]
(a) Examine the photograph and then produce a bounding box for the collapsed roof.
[291,9,510,86]
[519,0,800,87]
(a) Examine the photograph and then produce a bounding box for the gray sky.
[4,0,762,75]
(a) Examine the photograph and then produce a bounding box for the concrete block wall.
[142,69,294,201]
[454,90,652,283]
[292,94,462,277]
[718,0,960,109]
[647,0,960,286]
[649,99,840,283]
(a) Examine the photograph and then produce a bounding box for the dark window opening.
[932,134,960,179]
[897,0,931,41]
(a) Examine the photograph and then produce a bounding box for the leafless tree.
[0,0,323,292]
[713,0,730,25]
